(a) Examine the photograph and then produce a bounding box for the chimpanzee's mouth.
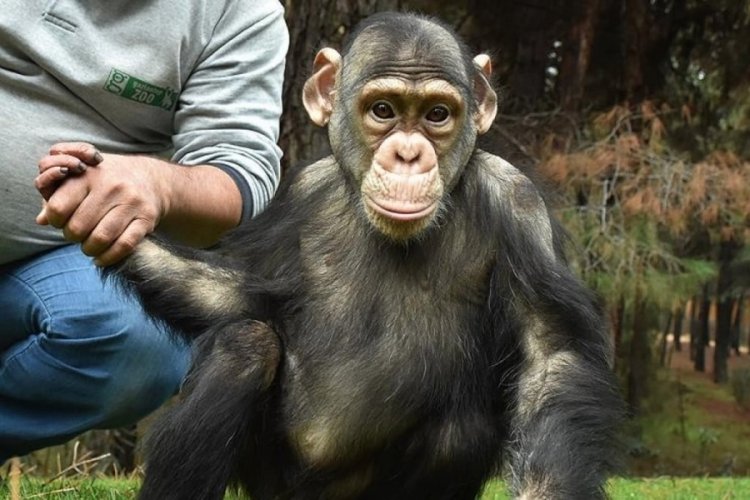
[365,197,437,221]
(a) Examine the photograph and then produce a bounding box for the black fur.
[112,153,623,500]
[111,13,624,500]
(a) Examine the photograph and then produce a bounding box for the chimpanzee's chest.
[278,234,494,470]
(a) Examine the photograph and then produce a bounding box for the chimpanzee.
[113,12,624,500]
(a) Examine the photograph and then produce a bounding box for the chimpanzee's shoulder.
[467,150,556,258]
[469,150,546,214]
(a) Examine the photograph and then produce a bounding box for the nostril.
[375,132,436,175]
[396,150,419,164]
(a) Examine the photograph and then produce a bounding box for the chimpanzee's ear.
[303,48,342,127]
[472,54,498,135]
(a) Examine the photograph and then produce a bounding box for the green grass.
[3,477,750,499]
[608,478,750,499]
[1,476,138,499]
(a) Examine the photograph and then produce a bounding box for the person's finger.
[60,188,118,243]
[38,153,89,174]
[93,218,152,267]
[36,202,50,225]
[77,205,136,256]
[49,142,103,165]
[39,180,90,229]
[35,167,72,200]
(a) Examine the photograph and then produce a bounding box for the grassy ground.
[628,343,750,476]
[2,477,750,499]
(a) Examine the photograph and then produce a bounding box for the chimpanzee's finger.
[49,142,103,165]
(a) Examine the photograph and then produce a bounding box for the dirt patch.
[667,339,750,424]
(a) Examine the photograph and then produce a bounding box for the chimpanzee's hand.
[35,142,172,267]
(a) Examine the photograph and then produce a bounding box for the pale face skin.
[303,44,497,241]
[358,77,463,236]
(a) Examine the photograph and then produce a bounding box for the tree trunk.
[659,311,673,367]
[627,297,650,414]
[559,0,601,111]
[610,296,625,369]
[623,0,648,99]
[689,295,700,361]
[714,296,732,383]
[621,0,684,101]
[280,0,403,169]
[714,241,739,383]
[673,304,684,352]
[732,292,744,356]
[694,285,710,373]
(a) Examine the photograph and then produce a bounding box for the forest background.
[6,0,750,485]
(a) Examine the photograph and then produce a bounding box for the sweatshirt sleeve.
[171,0,288,222]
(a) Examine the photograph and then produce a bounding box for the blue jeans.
[0,244,191,463]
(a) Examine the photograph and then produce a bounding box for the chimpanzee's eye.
[425,105,450,123]
[371,101,395,120]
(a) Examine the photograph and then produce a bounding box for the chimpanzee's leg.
[139,320,280,500]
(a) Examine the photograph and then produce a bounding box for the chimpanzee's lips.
[365,197,437,221]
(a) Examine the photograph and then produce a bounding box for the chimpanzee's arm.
[105,238,248,338]
[140,320,280,500]
[505,287,623,499]
[479,151,624,499]
[105,160,322,340]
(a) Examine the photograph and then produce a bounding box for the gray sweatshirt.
[0,0,288,264]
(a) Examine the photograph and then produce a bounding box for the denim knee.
[91,323,191,428]
[0,245,192,457]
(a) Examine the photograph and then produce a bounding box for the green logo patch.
[104,69,177,111]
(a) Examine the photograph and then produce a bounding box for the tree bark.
[689,295,700,361]
[714,296,732,383]
[673,304,684,352]
[659,311,673,367]
[623,0,648,100]
[610,296,625,369]
[732,292,744,356]
[558,0,601,111]
[714,241,739,383]
[694,285,710,373]
[621,0,684,101]
[627,296,650,414]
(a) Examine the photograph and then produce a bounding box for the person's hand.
[35,142,102,200]
[35,142,172,266]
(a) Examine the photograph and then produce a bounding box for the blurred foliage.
[538,102,749,307]
[664,0,750,157]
